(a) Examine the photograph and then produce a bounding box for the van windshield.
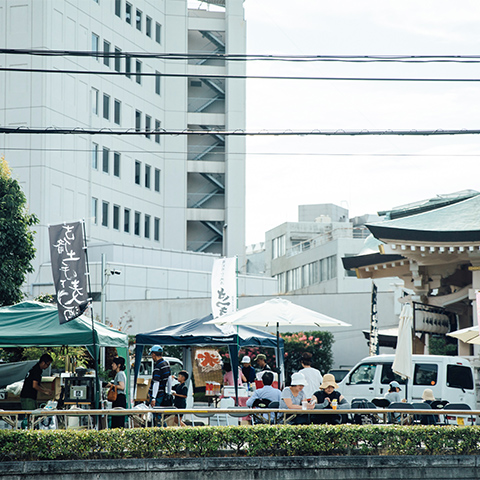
[447,365,474,390]
[349,364,377,384]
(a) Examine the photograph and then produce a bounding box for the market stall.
[134,313,284,405]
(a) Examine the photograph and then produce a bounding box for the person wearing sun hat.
[310,373,348,424]
[280,372,314,424]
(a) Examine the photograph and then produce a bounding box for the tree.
[0,157,39,306]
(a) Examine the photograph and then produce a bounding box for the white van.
[338,354,476,408]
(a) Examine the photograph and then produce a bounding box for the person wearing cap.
[310,373,347,424]
[384,381,403,404]
[106,356,127,428]
[147,345,171,408]
[280,372,314,424]
[254,354,271,372]
[241,355,256,384]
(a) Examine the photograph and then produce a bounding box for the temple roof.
[367,193,480,243]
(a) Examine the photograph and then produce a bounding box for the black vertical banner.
[369,282,379,356]
[49,222,89,324]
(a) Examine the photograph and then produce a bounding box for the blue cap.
[149,345,163,354]
[390,381,401,390]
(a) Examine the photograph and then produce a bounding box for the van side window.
[380,363,406,385]
[413,363,438,386]
[349,364,377,384]
[447,365,474,390]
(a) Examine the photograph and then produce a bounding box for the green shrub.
[2,425,480,461]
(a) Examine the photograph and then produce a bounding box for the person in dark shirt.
[241,355,256,384]
[310,373,348,425]
[20,353,53,410]
[172,370,189,426]
[147,345,171,407]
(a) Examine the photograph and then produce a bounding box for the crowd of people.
[22,347,439,429]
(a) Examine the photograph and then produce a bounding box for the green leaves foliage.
[2,425,480,461]
[0,157,39,307]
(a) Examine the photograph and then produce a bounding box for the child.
[172,370,189,426]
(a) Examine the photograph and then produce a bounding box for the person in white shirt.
[297,352,323,400]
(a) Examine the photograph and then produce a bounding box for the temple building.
[343,190,480,357]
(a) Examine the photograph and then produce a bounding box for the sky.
[243,0,480,245]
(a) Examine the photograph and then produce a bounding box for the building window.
[113,152,120,177]
[154,168,160,192]
[134,211,140,236]
[154,119,161,143]
[136,9,142,31]
[145,115,151,138]
[102,147,109,173]
[276,273,286,294]
[144,214,150,238]
[92,33,99,60]
[114,47,121,72]
[92,88,99,115]
[154,217,160,241]
[92,143,98,169]
[155,71,161,95]
[135,160,141,185]
[155,22,161,44]
[103,40,110,67]
[272,235,286,259]
[146,16,152,37]
[125,55,131,78]
[103,93,110,120]
[92,197,98,224]
[115,0,121,17]
[124,208,130,233]
[113,205,120,230]
[135,60,142,84]
[102,201,109,227]
[114,99,121,125]
[135,110,141,131]
[125,2,132,24]
[145,164,151,188]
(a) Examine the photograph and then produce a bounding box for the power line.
[2,127,480,136]
[4,49,480,63]
[3,66,480,82]
[1,146,480,158]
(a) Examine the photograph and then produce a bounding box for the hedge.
[1,425,480,461]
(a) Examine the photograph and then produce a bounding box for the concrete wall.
[1,456,478,480]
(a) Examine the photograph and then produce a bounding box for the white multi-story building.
[0,0,247,306]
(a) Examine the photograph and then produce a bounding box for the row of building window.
[91,33,162,92]
[92,198,161,241]
[92,144,121,177]
[91,143,161,192]
[91,87,162,142]
[135,161,161,192]
[115,0,162,43]
[276,256,337,293]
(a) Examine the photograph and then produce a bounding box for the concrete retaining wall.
[1,456,479,480]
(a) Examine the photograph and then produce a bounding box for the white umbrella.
[206,298,351,386]
[206,297,351,329]
[392,303,413,384]
[447,325,480,345]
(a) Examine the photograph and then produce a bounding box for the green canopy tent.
[0,301,129,406]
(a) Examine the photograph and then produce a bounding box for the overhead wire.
[2,127,480,136]
[1,147,479,157]
[4,49,480,63]
[3,66,480,82]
